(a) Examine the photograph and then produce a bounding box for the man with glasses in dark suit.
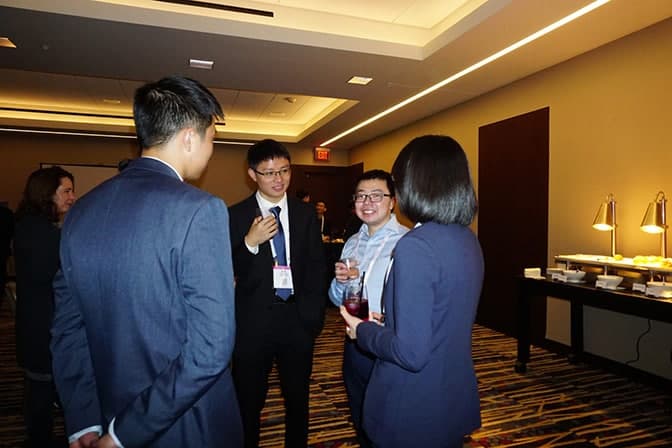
[229,139,326,448]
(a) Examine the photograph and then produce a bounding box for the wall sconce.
[640,191,667,258]
[592,193,617,257]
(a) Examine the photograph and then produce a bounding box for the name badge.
[273,265,294,289]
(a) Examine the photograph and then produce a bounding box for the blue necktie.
[270,206,291,299]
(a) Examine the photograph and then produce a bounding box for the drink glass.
[343,280,362,317]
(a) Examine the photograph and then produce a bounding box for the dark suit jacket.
[50,158,242,447]
[228,194,327,348]
[14,213,60,373]
[357,222,484,447]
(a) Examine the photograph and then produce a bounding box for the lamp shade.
[639,191,667,258]
[592,193,617,257]
[592,194,615,231]
[640,201,664,234]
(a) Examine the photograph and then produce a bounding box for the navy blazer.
[357,222,484,447]
[51,158,242,447]
[228,194,327,347]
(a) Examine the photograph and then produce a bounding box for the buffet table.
[515,276,672,374]
[555,253,672,278]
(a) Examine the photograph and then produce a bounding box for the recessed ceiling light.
[189,58,214,70]
[348,76,373,86]
[0,37,17,49]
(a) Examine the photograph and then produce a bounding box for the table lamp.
[640,191,667,258]
[592,193,617,257]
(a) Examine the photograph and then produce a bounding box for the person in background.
[0,203,13,298]
[50,76,242,448]
[228,139,326,448]
[315,200,332,242]
[14,165,75,448]
[340,135,484,448]
[328,169,407,447]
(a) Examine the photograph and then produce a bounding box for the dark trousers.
[23,374,56,448]
[342,338,375,448]
[233,303,315,448]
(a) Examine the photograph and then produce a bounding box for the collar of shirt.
[255,192,288,218]
[357,213,407,241]
[141,156,183,181]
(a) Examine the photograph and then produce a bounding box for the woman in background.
[341,135,484,448]
[328,169,407,447]
[14,166,75,448]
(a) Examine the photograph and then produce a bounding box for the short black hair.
[133,75,223,150]
[355,169,395,197]
[16,166,75,223]
[392,135,477,225]
[247,139,291,169]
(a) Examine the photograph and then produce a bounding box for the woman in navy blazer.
[341,135,484,448]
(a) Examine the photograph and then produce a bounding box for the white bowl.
[646,281,672,298]
[597,275,623,289]
[563,270,586,281]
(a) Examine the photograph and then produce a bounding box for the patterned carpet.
[470,326,672,447]
[1,293,670,447]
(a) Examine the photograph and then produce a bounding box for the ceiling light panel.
[188,58,214,69]
[348,76,373,85]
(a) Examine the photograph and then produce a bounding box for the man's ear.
[247,167,257,182]
[182,128,195,152]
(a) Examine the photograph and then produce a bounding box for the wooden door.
[477,107,549,343]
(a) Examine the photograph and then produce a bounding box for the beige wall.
[0,134,349,209]
[0,133,136,210]
[351,18,672,379]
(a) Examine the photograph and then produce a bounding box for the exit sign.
[313,146,330,162]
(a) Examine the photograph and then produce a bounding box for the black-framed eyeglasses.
[253,167,291,178]
[353,192,392,203]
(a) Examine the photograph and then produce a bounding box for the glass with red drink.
[343,280,362,317]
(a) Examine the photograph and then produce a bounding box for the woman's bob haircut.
[392,135,477,226]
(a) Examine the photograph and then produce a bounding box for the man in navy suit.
[50,76,242,448]
[228,139,326,448]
